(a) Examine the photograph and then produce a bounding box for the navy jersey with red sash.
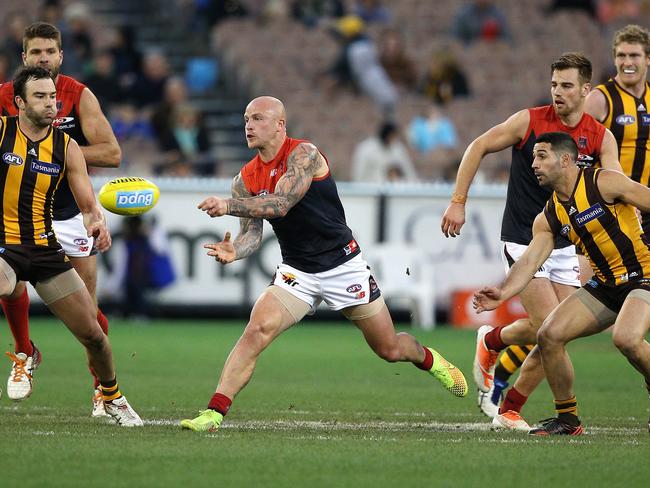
[240,137,359,273]
[0,75,87,220]
[501,105,606,247]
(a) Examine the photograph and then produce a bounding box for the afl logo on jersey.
[2,152,24,166]
[616,114,636,125]
[560,224,571,236]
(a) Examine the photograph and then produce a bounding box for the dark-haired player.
[474,132,650,435]
[0,22,120,416]
[441,52,622,430]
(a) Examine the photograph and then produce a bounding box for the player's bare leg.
[181,289,302,432]
[531,294,603,434]
[217,290,297,399]
[488,280,576,427]
[353,301,467,397]
[69,254,110,416]
[45,282,142,427]
[611,295,650,431]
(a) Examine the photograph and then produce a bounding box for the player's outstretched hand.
[441,203,465,238]
[198,196,229,217]
[473,286,503,313]
[205,231,235,264]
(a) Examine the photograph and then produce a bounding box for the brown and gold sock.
[555,396,580,426]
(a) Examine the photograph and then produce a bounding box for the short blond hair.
[612,24,650,56]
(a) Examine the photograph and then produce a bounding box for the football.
[98,177,160,216]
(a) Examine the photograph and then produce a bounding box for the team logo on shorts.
[346,284,362,293]
[280,272,299,287]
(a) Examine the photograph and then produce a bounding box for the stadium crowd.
[2,0,647,182]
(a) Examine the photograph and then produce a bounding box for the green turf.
[0,319,648,487]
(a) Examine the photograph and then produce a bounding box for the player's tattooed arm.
[226,143,321,219]
[231,173,263,259]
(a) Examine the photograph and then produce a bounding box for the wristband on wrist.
[451,193,467,204]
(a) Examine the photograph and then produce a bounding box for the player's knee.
[536,319,561,348]
[612,330,639,357]
[243,318,280,347]
[77,321,108,350]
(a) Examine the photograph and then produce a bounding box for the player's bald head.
[246,96,286,121]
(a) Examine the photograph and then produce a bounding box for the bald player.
[180,96,469,432]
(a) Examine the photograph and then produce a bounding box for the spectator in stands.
[111,104,154,143]
[64,2,94,76]
[130,50,170,108]
[548,0,597,17]
[452,0,512,45]
[112,216,175,319]
[0,51,11,84]
[157,103,216,176]
[421,49,470,105]
[327,15,398,118]
[379,29,417,91]
[2,12,31,76]
[291,0,345,27]
[351,122,418,183]
[408,105,458,155]
[597,0,640,33]
[84,49,122,112]
[351,0,392,24]
[108,26,143,87]
[195,0,249,31]
[408,105,459,181]
[151,76,189,144]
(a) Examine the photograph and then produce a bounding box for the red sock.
[89,310,109,389]
[97,309,109,335]
[414,347,433,371]
[1,287,32,355]
[484,325,507,352]
[500,387,528,414]
[208,392,232,416]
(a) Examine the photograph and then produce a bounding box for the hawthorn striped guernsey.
[544,167,650,286]
[0,116,68,246]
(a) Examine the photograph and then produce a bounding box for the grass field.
[0,318,648,487]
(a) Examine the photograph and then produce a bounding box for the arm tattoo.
[226,143,321,219]
[230,173,263,259]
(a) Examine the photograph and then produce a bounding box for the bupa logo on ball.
[116,190,155,208]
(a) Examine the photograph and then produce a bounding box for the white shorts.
[272,254,378,314]
[53,213,95,258]
[501,241,580,287]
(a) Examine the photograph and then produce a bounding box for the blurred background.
[3,0,648,325]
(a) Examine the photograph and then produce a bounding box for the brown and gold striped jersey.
[596,79,650,184]
[544,167,650,285]
[0,116,68,246]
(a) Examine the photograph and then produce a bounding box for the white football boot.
[104,396,144,427]
[492,410,531,432]
[6,352,35,401]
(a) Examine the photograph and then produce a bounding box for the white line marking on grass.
[143,418,648,436]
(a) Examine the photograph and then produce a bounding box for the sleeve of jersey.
[543,199,561,237]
